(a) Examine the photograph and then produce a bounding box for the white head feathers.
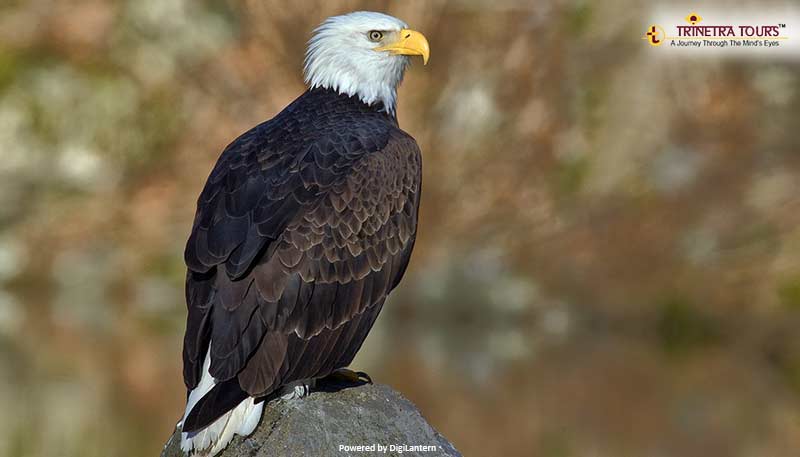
[303,12,411,115]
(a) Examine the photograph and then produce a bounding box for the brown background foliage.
[1,1,800,456]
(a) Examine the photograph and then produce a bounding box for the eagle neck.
[302,87,398,124]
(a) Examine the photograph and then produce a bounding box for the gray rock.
[161,383,461,457]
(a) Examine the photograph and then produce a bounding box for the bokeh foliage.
[1,1,800,456]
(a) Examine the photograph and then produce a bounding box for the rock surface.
[161,383,461,457]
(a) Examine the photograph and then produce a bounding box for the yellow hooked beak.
[374,29,430,65]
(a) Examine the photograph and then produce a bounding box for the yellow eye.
[368,30,383,42]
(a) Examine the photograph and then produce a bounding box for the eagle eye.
[367,30,384,42]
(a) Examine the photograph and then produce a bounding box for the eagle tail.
[180,349,263,456]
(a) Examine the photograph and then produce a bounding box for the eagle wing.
[182,114,421,400]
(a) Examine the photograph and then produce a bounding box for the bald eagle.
[178,11,429,456]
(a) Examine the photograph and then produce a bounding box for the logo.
[643,12,789,50]
[644,25,666,46]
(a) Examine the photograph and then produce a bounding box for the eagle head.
[303,11,430,115]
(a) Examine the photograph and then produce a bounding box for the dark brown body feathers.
[181,88,421,430]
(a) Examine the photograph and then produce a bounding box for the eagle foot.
[327,368,373,385]
[279,379,315,400]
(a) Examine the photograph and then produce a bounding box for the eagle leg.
[279,379,316,400]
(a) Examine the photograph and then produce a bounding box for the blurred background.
[1,0,800,456]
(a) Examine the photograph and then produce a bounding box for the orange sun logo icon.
[685,13,702,25]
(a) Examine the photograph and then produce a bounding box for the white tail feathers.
[180,348,264,456]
